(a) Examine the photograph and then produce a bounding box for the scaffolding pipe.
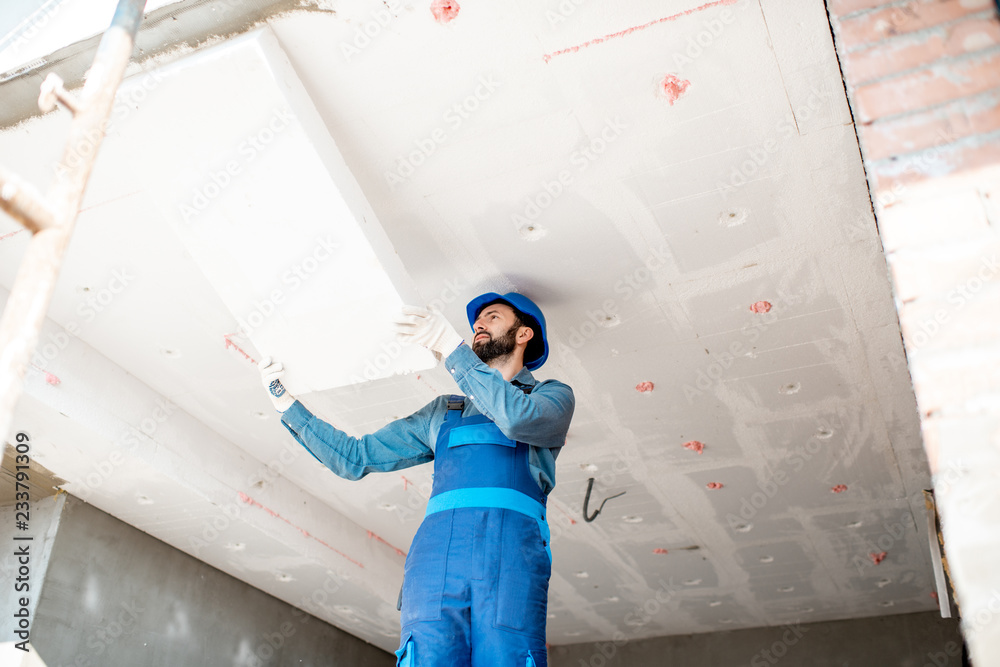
[0,0,146,443]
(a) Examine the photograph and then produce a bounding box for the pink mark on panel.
[543,0,740,63]
[635,381,655,393]
[238,492,364,568]
[831,484,848,493]
[750,301,772,313]
[706,482,724,490]
[869,551,887,565]
[30,363,61,385]
[431,0,459,24]
[223,334,257,365]
[0,229,24,242]
[660,75,691,105]
[653,548,669,554]
[552,503,578,526]
[683,440,705,455]
[367,530,407,557]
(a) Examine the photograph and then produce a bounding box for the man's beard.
[472,323,519,364]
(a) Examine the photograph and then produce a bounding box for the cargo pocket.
[495,511,551,636]
[395,632,415,666]
[400,514,449,625]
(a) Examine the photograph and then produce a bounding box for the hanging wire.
[582,477,626,523]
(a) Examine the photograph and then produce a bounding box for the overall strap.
[446,394,464,421]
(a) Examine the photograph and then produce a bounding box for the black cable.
[582,477,626,522]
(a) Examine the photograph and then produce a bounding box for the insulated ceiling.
[0,0,936,652]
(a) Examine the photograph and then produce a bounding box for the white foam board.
[136,29,436,393]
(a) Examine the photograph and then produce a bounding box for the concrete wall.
[0,495,64,643]
[550,611,966,667]
[28,496,391,667]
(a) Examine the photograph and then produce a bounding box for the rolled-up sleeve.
[280,398,438,480]
[443,344,574,449]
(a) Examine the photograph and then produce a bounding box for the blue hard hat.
[466,292,549,370]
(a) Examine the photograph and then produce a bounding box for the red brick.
[861,92,1000,160]
[837,0,995,49]
[871,135,1000,191]
[828,0,898,18]
[853,49,1000,122]
[844,16,1000,84]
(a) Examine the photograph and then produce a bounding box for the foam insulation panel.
[137,31,436,393]
[0,0,940,650]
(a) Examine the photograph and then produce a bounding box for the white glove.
[258,356,296,413]
[393,306,464,358]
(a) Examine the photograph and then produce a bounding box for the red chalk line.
[238,492,364,568]
[551,501,578,526]
[367,530,407,557]
[0,229,25,242]
[542,0,740,63]
[224,334,258,365]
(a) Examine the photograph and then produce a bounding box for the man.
[258,292,575,666]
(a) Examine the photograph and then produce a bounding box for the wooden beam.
[0,0,147,443]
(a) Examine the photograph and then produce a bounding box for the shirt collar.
[511,366,536,388]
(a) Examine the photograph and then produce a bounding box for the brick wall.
[826,1,1000,665]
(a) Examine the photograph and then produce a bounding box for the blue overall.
[395,393,551,667]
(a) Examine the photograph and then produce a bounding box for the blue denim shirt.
[280,343,575,495]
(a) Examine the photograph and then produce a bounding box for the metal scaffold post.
[0,0,147,442]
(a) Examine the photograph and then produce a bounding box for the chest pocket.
[447,422,516,448]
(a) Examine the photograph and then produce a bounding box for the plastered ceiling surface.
[0,0,937,651]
